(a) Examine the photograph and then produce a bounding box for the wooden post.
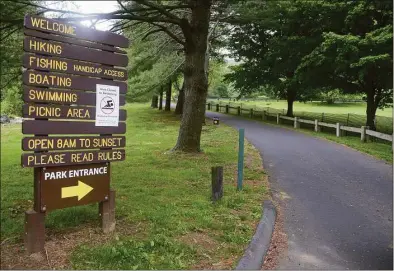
[262,110,267,121]
[99,189,116,233]
[237,129,245,191]
[225,105,229,114]
[314,119,320,132]
[24,210,45,254]
[277,113,280,124]
[237,106,241,116]
[294,117,300,129]
[361,126,368,142]
[211,166,223,201]
[216,104,219,112]
[250,108,253,118]
[336,123,341,137]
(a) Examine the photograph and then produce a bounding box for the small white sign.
[95,84,120,127]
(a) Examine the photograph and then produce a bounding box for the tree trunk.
[173,0,211,152]
[159,87,163,110]
[286,93,295,117]
[165,80,172,111]
[151,95,158,108]
[175,81,185,115]
[365,89,377,130]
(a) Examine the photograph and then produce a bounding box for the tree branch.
[14,0,126,16]
[149,22,185,46]
[56,13,180,25]
[132,0,184,22]
[141,28,163,40]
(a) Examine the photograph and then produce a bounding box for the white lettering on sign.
[95,84,119,127]
[44,166,108,180]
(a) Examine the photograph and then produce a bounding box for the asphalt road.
[205,111,393,270]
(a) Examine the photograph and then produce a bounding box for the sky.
[46,1,119,30]
[44,1,236,63]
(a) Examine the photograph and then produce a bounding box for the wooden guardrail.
[207,103,393,143]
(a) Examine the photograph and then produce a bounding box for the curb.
[236,200,277,270]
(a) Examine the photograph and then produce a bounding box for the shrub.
[1,86,23,116]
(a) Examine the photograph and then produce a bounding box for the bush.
[1,86,23,116]
[319,89,341,104]
[214,84,229,98]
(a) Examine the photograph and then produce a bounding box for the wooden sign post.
[21,15,130,254]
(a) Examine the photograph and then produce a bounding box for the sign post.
[21,15,129,254]
[237,129,245,191]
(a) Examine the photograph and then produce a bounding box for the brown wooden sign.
[23,86,126,106]
[24,29,126,54]
[24,36,128,67]
[22,149,125,167]
[24,15,129,48]
[22,120,126,135]
[22,136,126,151]
[23,71,127,93]
[38,163,110,211]
[21,15,130,253]
[23,104,127,121]
[23,54,127,81]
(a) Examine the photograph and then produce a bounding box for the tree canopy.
[225,0,392,124]
[296,0,393,129]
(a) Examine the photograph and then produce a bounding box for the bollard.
[99,189,116,233]
[211,166,223,201]
[250,108,254,118]
[277,113,280,124]
[225,105,229,114]
[361,126,369,142]
[237,129,245,191]
[336,123,341,137]
[262,110,267,121]
[208,103,211,110]
[314,119,320,132]
[294,117,300,129]
[237,106,241,116]
[24,210,45,254]
[216,104,219,112]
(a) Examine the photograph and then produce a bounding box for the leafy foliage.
[225,0,348,115]
[295,0,393,128]
[1,1,36,103]
[123,21,183,101]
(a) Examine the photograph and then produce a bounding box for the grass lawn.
[0,104,268,270]
[209,99,393,117]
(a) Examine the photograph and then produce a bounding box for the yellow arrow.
[61,181,93,201]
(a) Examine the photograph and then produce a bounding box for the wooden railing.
[206,103,393,143]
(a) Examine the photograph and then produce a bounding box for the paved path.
[206,111,393,270]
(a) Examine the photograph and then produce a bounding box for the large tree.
[4,0,231,152]
[225,0,348,116]
[296,0,393,129]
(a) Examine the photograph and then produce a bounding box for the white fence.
[206,103,393,143]
[276,114,392,142]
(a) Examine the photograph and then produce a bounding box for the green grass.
[210,99,393,117]
[1,104,267,269]
[209,99,393,135]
